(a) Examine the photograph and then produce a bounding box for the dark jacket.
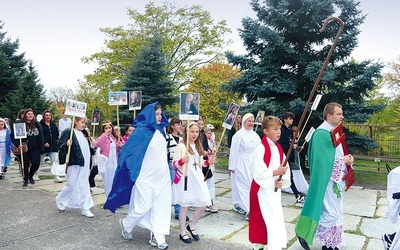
[11,119,45,154]
[58,129,95,166]
[278,124,295,162]
[40,121,59,153]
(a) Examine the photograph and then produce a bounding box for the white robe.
[0,130,6,168]
[315,121,346,248]
[124,130,171,241]
[250,140,291,249]
[228,127,261,212]
[56,129,94,210]
[172,143,211,207]
[101,140,117,197]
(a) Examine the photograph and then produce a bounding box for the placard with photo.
[222,102,240,130]
[65,99,87,118]
[179,92,200,120]
[255,110,265,125]
[91,109,100,125]
[108,91,128,106]
[129,91,142,110]
[13,123,27,139]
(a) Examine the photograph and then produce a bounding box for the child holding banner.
[55,116,96,218]
[172,122,216,244]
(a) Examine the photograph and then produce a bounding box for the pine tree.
[0,22,48,119]
[119,36,176,124]
[225,0,383,152]
[0,22,26,96]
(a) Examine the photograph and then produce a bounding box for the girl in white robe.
[118,103,171,249]
[55,117,95,218]
[172,122,215,243]
[228,113,261,219]
[94,121,120,198]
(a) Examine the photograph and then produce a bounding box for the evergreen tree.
[0,22,27,118]
[120,36,176,124]
[225,0,383,152]
[0,22,48,120]
[5,61,49,119]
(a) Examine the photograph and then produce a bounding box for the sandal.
[186,224,200,241]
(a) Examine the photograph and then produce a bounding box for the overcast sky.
[1,0,398,92]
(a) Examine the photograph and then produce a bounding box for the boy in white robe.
[249,116,290,250]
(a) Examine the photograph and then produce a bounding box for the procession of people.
[0,95,357,250]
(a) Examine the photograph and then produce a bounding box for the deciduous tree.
[187,62,241,126]
[81,1,231,94]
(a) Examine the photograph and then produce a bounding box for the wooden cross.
[330,123,355,191]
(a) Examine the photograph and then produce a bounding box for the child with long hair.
[0,118,12,179]
[94,120,122,197]
[172,122,216,244]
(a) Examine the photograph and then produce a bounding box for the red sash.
[249,136,284,244]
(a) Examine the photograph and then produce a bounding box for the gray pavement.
[1,161,397,249]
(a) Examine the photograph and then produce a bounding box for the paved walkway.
[1,161,398,249]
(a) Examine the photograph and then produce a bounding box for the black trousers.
[89,165,98,188]
[289,165,300,196]
[21,148,41,181]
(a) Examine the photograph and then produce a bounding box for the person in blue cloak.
[104,102,171,249]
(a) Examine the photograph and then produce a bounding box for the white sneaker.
[81,209,94,218]
[245,212,250,221]
[55,197,65,211]
[157,243,169,249]
[119,218,133,240]
[33,173,40,181]
[54,176,63,183]
[149,237,158,247]
[234,205,246,215]
[206,205,219,213]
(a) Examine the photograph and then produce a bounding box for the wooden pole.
[65,116,75,174]
[19,138,24,179]
[184,120,190,191]
[204,127,226,181]
[116,105,120,142]
[275,17,344,192]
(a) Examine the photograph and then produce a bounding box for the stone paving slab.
[344,188,377,217]
[2,163,395,250]
[361,217,400,239]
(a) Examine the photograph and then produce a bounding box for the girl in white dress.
[94,121,121,198]
[55,117,95,218]
[0,119,11,179]
[172,122,216,243]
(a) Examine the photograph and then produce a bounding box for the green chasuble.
[295,127,336,245]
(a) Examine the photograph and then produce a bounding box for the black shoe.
[28,177,35,185]
[0,174,4,179]
[22,181,28,189]
[298,236,310,250]
[179,234,192,243]
[186,224,200,241]
[174,215,190,221]
[3,167,7,172]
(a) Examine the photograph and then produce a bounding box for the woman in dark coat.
[40,110,62,182]
[11,108,44,188]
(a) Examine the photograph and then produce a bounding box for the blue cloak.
[103,102,169,213]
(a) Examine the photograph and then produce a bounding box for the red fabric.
[249,136,284,244]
